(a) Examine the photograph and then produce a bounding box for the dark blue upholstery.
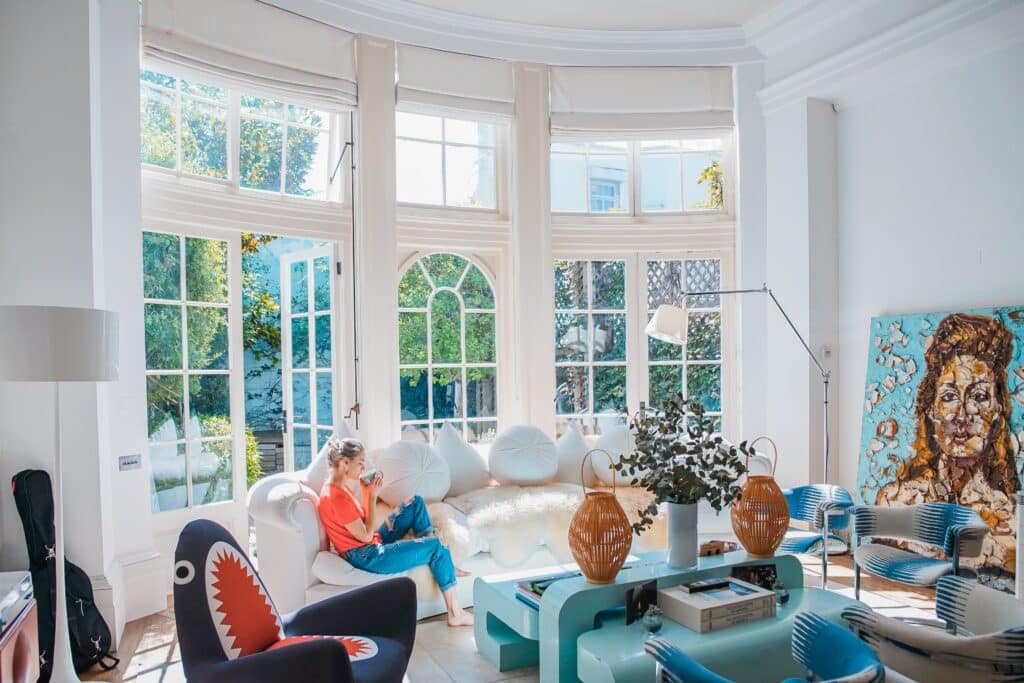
[174,519,416,683]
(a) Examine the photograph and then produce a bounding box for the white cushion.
[592,425,637,486]
[376,441,450,506]
[554,423,594,487]
[302,421,356,493]
[435,422,490,497]
[488,425,557,485]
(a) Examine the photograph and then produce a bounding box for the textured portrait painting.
[857,306,1024,589]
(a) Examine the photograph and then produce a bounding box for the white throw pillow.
[302,421,356,493]
[554,423,594,487]
[376,441,451,506]
[488,425,557,485]
[592,425,638,486]
[435,422,490,497]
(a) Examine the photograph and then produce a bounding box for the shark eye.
[174,560,196,585]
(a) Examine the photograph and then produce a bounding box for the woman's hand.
[361,471,383,496]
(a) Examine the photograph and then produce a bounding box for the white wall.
[834,40,1024,493]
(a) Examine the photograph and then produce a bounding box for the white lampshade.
[0,305,119,382]
[645,304,688,346]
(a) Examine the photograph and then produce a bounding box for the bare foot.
[455,568,472,577]
[447,611,474,627]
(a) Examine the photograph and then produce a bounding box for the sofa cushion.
[554,423,594,487]
[488,425,557,485]
[592,425,637,486]
[376,441,450,506]
[435,422,490,497]
[302,421,356,493]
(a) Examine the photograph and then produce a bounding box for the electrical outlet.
[118,454,142,471]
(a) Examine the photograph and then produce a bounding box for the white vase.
[666,502,698,568]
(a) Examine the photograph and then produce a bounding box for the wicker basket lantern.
[730,436,789,558]
[568,449,633,584]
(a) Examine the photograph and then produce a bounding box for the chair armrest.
[853,505,915,541]
[188,639,353,683]
[645,638,732,683]
[937,575,1024,634]
[944,521,988,559]
[283,577,417,653]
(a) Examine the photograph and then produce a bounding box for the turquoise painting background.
[857,306,1024,507]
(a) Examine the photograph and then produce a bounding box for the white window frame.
[397,252,499,444]
[550,142,631,215]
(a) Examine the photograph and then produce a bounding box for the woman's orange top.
[318,482,382,554]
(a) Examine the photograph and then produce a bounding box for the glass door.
[281,245,339,470]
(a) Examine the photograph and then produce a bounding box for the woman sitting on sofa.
[317,437,473,627]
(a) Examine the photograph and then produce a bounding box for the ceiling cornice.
[265,0,765,66]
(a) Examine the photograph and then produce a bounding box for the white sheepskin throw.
[488,425,557,485]
[302,421,356,492]
[554,423,594,487]
[435,422,490,496]
[592,425,638,486]
[376,441,450,506]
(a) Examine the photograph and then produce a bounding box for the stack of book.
[658,577,776,633]
[514,571,580,610]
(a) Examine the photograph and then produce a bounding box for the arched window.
[398,253,497,444]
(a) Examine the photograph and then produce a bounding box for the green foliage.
[615,394,749,534]
[246,426,263,488]
[694,160,724,210]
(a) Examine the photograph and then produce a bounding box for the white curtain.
[142,0,357,109]
[397,44,514,120]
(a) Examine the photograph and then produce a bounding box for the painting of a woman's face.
[928,353,1001,460]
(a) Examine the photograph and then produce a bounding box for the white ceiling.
[403,0,785,31]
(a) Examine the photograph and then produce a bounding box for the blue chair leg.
[854,561,861,601]
[820,516,829,589]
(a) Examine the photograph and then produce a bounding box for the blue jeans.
[344,495,457,592]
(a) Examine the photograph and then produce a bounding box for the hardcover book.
[658,578,776,633]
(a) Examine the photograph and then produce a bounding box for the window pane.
[459,266,495,310]
[647,260,684,309]
[150,443,187,512]
[555,314,587,362]
[191,438,233,505]
[147,375,184,440]
[314,314,332,368]
[141,70,176,88]
[640,140,680,152]
[687,364,722,412]
[590,141,627,153]
[396,139,443,205]
[401,423,430,442]
[640,154,682,212]
[554,260,587,310]
[313,257,331,311]
[466,367,496,418]
[594,366,626,414]
[143,232,181,300]
[551,141,587,153]
[465,313,496,363]
[316,372,333,426]
[292,371,310,423]
[467,420,498,445]
[140,85,176,169]
[593,314,626,362]
[398,264,432,308]
[445,118,495,146]
[687,312,721,361]
[145,303,182,370]
[430,290,462,364]
[239,118,283,191]
[588,156,628,213]
[241,95,284,119]
[421,253,467,287]
[181,97,227,179]
[293,428,312,470]
[649,365,683,410]
[317,429,332,452]
[286,127,329,199]
[445,145,495,209]
[555,366,589,415]
[291,316,309,368]
[189,375,231,437]
[179,80,225,101]
[648,326,683,362]
[398,312,427,364]
[683,152,723,211]
[187,306,228,370]
[290,260,308,313]
[592,260,625,309]
[396,111,442,140]
[432,368,463,419]
[400,369,429,421]
[288,104,327,127]
[185,238,228,303]
[685,259,721,308]
[551,154,587,212]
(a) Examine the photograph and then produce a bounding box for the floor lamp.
[646,283,832,483]
[0,305,119,683]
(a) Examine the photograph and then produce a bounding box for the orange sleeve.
[319,486,361,528]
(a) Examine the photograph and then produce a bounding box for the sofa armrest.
[248,472,320,531]
[188,639,353,683]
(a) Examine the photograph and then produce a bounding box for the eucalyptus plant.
[614,393,751,534]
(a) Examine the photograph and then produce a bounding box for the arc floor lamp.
[0,305,119,683]
[646,283,832,482]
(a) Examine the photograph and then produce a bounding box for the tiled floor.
[80,553,933,683]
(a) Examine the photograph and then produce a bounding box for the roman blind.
[549,66,733,138]
[397,44,515,120]
[142,0,357,109]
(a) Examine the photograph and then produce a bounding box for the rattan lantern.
[568,449,633,584]
[730,437,789,558]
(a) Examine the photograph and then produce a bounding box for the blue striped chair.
[843,575,1024,682]
[852,503,988,600]
[779,484,855,588]
[646,612,885,682]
